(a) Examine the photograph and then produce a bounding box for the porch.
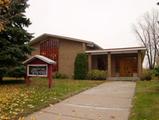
[86,47,146,80]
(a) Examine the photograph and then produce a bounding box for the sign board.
[23,55,55,88]
[27,64,48,77]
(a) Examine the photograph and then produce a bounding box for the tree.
[0,0,10,6]
[133,10,159,69]
[0,0,33,81]
[0,0,11,31]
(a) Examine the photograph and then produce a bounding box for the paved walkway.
[26,81,136,120]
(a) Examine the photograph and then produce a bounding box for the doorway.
[119,57,137,77]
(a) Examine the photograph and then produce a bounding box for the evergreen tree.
[74,53,88,80]
[0,0,33,80]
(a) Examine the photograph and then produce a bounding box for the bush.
[53,72,68,79]
[74,53,88,80]
[152,67,159,80]
[140,69,152,81]
[153,67,159,76]
[87,69,107,80]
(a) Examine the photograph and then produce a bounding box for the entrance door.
[119,58,133,77]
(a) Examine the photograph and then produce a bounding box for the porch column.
[88,53,92,71]
[138,50,142,77]
[108,52,111,77]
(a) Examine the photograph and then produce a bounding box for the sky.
[26,0,159,49]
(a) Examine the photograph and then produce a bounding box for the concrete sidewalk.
[26,81,136,120]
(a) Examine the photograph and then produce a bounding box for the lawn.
[129,80,159,120]
[0,78,104,120]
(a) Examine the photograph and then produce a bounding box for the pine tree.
[0,0,33,81]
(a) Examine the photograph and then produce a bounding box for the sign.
[23,55,55,88]
[27,64,48,77]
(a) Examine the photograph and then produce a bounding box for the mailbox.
[23,55,56,88]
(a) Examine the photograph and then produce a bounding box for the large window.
[40,39,59,72]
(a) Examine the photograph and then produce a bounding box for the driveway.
[26,81,136,120]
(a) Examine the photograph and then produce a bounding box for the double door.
[119,57,137,77]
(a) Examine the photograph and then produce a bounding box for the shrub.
[152,67,159,80]
[140,69,152,81]
[74,53,88,80]
[53,72,68,79]
[87,69,107,80]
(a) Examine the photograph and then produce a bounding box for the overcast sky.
[26,0,159,48]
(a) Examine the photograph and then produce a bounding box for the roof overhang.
[23,55,56,65]
[85,47,146,55]
[29,33,102,49]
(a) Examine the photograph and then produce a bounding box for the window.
[40,39,59,72]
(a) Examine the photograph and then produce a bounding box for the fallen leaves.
[0,86,30,119]
[0,79,103,120]
[0,83,57,119]
[0,84,49,119]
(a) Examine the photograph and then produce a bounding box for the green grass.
[0,78,104,120]
[129,80,159,120]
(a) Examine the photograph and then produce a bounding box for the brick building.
[30,33,146,80]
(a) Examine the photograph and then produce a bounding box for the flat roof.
[86,47,146,54]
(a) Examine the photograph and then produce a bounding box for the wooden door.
[119,58,133,77]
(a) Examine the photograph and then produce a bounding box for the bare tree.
[134,10,159,69]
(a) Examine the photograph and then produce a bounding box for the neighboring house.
[30,33,146,80]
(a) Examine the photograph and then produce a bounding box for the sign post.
[48,64,52,88]
[23,55,56,88]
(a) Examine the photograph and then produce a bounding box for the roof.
[23,55,56,64]
[29,33,102,49]
[86,47,146,54]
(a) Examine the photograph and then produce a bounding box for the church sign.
[27,64,48,77]
[23,55,56,88]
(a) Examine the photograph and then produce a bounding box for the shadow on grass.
[0,80,25,85]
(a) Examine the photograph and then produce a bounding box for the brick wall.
[30,37,86,78]
[58,39,85,78]
[31,43,40,56]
